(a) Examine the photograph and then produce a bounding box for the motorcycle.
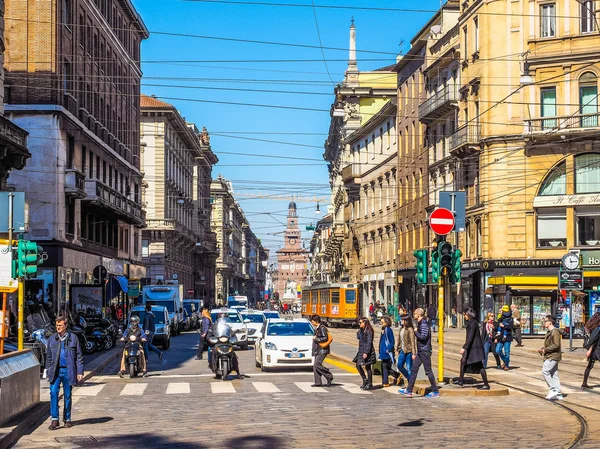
[208,320,240,381]
[70,318,97,354]
[76,314,112,352]
[121,333,144,378]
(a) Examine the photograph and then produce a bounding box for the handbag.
[318,330,333,349]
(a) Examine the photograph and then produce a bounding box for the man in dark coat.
[310,314,333,387]
[427,304,437,332]
[46,316,84,430]
[454,308,490,389]
[143,304,163,361]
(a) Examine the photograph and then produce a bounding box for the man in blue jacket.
[46,316,84,430]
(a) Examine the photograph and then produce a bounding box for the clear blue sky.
[134,0,443,255]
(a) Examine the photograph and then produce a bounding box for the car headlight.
[129,335,136,341]
[264,342,277,350]
[218,336,229,343]
[248,329,256,335]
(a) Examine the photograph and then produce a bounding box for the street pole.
[438,275,445,383]
[569,290,573,352]
[0,293,6,354]
[18,278,24,350]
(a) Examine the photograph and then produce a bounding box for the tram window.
[332,291,340,304]
[345,290,356,304]
[320,289,330,304]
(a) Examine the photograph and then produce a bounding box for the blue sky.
[134,0,443,255]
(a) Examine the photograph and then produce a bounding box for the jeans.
[143,333,161,359]
[495,341,511,367]
[50,367,72,422]
[542,359,561,396]
[407,350,438,393]
[397,350,413,380]
[430,319,437,332]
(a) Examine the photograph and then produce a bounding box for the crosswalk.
[73,380,397,397]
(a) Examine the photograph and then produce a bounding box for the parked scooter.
[70,316,97,354]
[208,318,241,381]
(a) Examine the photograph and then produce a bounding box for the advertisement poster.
[70,285,103,314]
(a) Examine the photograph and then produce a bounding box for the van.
[129,305,171,350]
[141,285,184,335]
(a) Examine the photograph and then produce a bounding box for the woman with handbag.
[396,314,417,385]
[453,307,490,390]
[379,316,399,387]
[354,317,376,390]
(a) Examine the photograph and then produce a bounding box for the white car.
[210,308,249,350]
[240,310,266,343]
[255,317,315,371]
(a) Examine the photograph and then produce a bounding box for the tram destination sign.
[558,270,584,290]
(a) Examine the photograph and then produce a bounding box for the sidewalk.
[0,346,121,449]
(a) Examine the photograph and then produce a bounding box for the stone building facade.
[4,0,148,312]
[140,95,218,302]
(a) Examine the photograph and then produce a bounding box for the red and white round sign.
[429,207,455,235]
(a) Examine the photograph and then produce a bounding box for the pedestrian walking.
[399,308,440,398]
[354,317,376,390]
[395,314,416,385]
[581,312,600,389]
[387,302,395,318]
[46,316,84,430]
[195,307,212,360]
[379,316,399,387]
[538,315,563,401]
[453,308,490,390]
[495,305,513,370]
[451,307,458,328]
[427,304,437,332]
[369,302,375,323]
[511,304,524,347]
[482,312,502,369]
[143,304,164,362]
[310,314,334,387]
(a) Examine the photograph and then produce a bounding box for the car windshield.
[241,314,265,323]
[263,312,280,319]
[210,312,242,323]
[267,322,314,336]
[132,310,167,325]
[147,300,174,313]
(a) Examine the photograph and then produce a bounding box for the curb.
[0,350,120,449]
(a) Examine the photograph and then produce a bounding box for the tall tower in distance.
[274,201,308,304]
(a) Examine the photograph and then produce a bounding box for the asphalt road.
[13,331,583,449]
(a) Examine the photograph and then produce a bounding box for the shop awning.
[488,267,558,287]
[461,269,480,277]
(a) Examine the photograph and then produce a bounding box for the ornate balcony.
[524,113,600,145]
[449,125,481,157]
[0,116,30,188]
[419,85,458,122]
[82,180,144,226]
[65,169,86,199]
[341,163,361,184]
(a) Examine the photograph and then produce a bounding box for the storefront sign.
[581,250,600,267]
[70,285,103,313]
[534,193,600,208]
[128,281,140,297]
[559,270,584,290]
[0,246,17,292]
[462,259,561,271]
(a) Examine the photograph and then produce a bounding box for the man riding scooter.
[118,316,147,378]
[207,313,244,379]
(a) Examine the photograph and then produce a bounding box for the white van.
[141,285,184,335]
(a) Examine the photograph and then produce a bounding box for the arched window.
[579,72,598,127]
[538,162,566,195]
[576,153,600,193]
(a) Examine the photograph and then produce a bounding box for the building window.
[463,26,468,59]
[581,1,596,33]
[541,87,557,130]
[465,221,471,257]
[63,60,72,92]
[540,3,556,38]
[579,72,598,127]
[65,200,75,236]
[576,153,600,193]
[379,128,384,154]
[473,17,479,53]
[62,0,72,27]
[67,135,75,169]
[577,207,600,245]
[538,162,566,195]
[536,208,566,247]
[476,220,482,257]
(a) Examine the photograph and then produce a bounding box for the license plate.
[285,353,303,358]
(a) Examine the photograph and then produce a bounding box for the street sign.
[429,208,455,235]
[439,191,466,231]
[0,247,17,293]
[0,192,28,232]
[93,265,107,282]
[188,289,194,295]
[559,270,583,290]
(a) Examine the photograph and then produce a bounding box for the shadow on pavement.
[397,419,426,427]
[84,433,287,448]
[71,417,114,426]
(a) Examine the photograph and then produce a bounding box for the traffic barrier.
[0,350,40,425]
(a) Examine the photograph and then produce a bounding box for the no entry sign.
[429,208,455,235]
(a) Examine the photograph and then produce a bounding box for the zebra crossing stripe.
[339,383,372,394]
[211,382,236,394]
[120,383,147,396]
[166,382,190,394]
[74,384,106,396]
[252,382,281,393]
[294,382,328,393]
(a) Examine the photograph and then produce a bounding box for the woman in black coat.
[453,307,490,390]
[582,312,600,389]
[354,317,377,390]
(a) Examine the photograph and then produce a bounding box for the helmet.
[130,315,140,328]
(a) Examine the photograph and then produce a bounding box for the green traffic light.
[16,239,41,279]
[413,249,428,284]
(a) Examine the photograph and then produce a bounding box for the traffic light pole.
[17,280,24,350]
[437,275,445,383]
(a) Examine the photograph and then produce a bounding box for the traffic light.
[15,240,43,278]
[438,241,453,277]
[451,248,463,283]
[414,249,428,284]
[431,243,440,283]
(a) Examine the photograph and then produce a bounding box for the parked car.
[183,300,200,329]
[129,305,171,350]
[240,310,266,344]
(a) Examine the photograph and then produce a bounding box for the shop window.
[575,153,600,193]
[538,161,566,195]
[576,207,600,246]
[536,208,566,247]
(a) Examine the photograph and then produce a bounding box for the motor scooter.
[208,319,241,381]
[121,332,144,378]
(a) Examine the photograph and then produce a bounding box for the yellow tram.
[301,283,360,326]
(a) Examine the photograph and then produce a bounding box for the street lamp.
[315,202,322,215]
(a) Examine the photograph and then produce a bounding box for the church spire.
[346,18,358,74]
